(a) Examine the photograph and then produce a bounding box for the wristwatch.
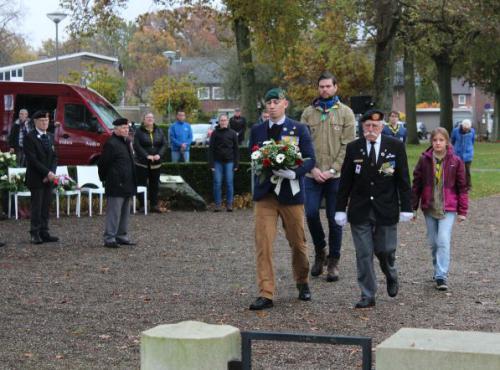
[329,168,336,175]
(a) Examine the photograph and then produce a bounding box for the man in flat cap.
[98,118,137,248]
[23,110,58,244]
[247,88,316,310]
[335,109,413,308]
[301,71,356,282]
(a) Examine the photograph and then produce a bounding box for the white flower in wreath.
[262,140,273,145]
[270,175,280,184]
[0,157,4,162]
[251,151,262,160]
[0,175,7,181]
[275,153,285,164]
[5,152,10,159]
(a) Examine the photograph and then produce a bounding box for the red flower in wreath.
[295,159,303,166]
[251,145,260,152]
[262,158,272,168]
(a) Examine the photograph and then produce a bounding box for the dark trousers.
[30,185,52,236]
[464,161,472,190]
[136,165,160,208]
[304,177,343,258]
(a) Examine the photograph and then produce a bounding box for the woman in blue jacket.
[451,119,475,190]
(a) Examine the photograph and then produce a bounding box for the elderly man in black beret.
[98,118,137,248]
[23,110,58,244]
[335,109,413,308]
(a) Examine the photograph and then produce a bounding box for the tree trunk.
[373,0,400,113]
[403,46,418,144]
[433,55,454,133]
[233,17,257,127]
[492,90,500,141]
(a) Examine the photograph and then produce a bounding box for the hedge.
[160,162,251,201]
[163,146,251,162]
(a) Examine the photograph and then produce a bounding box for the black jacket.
[133,124,168,166]
[23,130,57,189]
[229,115,247,143]
[98,134,137,197]
[208,126,239,168]
[336,135,411,225]
[9,119,33,150]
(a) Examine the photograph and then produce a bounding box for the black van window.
[64,104,99,132]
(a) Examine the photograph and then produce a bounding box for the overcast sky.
[16,0,161,49]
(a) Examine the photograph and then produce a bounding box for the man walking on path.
[335,109,413,308]
[301,71,356,282]
[248,88,316,310]
[451,119,475,190]
[99,118,137,248]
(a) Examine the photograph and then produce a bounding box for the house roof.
[452,78,472,95]
[0,52,119,72]
[168,57,225,85]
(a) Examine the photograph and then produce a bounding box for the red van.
[0,81,122,165]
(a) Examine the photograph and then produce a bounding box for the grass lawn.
[405,142,500,199]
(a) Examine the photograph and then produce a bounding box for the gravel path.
[0,196,499,369]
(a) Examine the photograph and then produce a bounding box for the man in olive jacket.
[301,71,356,282]
[98,118,137,248]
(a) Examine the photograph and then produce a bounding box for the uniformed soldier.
[335,109,413,308]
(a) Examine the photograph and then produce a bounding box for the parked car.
[0,81,122,164]
[191,123,212,146]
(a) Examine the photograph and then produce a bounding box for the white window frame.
[197,87,210,100]
[458,94,466,105]
[212,86,225,100]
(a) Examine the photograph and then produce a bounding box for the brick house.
[0,52,119,83]
[168,57,239,115]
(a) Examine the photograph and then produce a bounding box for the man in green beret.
[248,88,316,310]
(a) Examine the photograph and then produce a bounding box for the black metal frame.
[238,331,372,370]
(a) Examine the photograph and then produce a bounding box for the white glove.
[272,169,296,180]
[399,212,414,222]
[334,212,347,226]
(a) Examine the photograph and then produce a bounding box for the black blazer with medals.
[336,135,411,225]
[23,130,57,189]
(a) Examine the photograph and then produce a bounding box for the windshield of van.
[88,101,122,129]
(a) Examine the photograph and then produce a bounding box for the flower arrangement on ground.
[251,139,304,184]
[53,174,78,194]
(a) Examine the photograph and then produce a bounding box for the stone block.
[376,328,500,370]
[141,320,241,370]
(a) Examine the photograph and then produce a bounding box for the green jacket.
[301,101,356,176]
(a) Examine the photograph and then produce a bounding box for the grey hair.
[461,119,472,129]
[19,109,28,115]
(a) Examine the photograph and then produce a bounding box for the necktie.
[369,141,376,166]
[41,134,50,151]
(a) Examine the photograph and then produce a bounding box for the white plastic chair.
[54,166,81,218]
[76,165,104,217]
[133,186,148,215]
[7,167,31,220]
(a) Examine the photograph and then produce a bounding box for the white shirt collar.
[36,128,46,135]
[366,134,382,159]
[268,116,286,128]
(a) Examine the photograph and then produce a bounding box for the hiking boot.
[311,248,326,277]
[436,279,448,291]
[326,257,340,282]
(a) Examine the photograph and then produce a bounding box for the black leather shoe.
[40,234,59,243]
[31,234,43,244]
[355,297,376,309]
[297,283,312,301]
[387,277,399,297]
[0,241,5,247]
[117,239,136,246]
[104,241,120,248]
[249,297,273,310]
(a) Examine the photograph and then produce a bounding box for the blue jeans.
[424,212,456,281]
[304,177,342,258]
[213,161,234,207]
[171,150,190,163]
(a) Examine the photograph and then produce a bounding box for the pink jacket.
[412,146,468,216]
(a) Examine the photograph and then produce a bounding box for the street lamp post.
[163,51,176,123]
[47,11,68,83]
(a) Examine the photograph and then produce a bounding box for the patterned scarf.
[313,96,340,122]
